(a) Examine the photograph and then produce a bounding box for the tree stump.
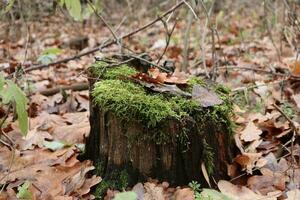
[85,58,233,196]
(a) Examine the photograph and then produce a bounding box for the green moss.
[187,76,207,87]
[94,175,129,199]
[93,80,191,128]
[94,161,131,199]
[202,139,214,174]
[90,60,137,79]
[91,61,233,177]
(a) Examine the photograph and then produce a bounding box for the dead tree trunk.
[85,58,233,195]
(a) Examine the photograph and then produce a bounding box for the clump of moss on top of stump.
[91,61,233,134]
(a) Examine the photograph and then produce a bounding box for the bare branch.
[22,0,186,73]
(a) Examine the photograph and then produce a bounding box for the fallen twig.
[157,19,177,64]
[37,82,89,96]
[272,103,298,173]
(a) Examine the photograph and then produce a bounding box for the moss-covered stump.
[85,59,234,196]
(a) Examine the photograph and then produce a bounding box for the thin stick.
[272,103,298,175]
[121,53,172,73]
[198,0,216,78]
[22,0,186,73]
[182,10,193,72]
[263,0,282,62]
[217,66,290,76]
[37,82,89,96]
[157,19,177,64]
[211,28,217,81]
[183,0,198,19]
[272,103,297,131]
[87,0,119,42]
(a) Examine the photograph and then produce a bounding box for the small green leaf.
[17,181,32,199]
[6,81,28,135]
[201,189,233,200]
[43,140,66,151]
[114,191,137,200]
[65,0,82,21]
[75,143,85,152]
[42,47,62,55]
[3,0,16,14]
[37,54,57,64]
[0,72,5,91]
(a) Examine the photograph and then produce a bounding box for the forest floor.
[0,2,300,200]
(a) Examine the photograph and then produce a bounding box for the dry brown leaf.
[286,189,300,200]
[247,172,286,195]
[51,122,90,144]
[144,182,164,200]
[20,129,53,150]
[240,121,262,142]
[30,160,97,199]
[63,165,95,195]
[218,180,279,200]
[76,175,101,196]
[192,85,223,107]
[148,68,188,85]
[245,139,262,153]
[174,188,194,200]
[292,93,300,110]
[132,183,145,200]
[291,60,300,76]
[0,147,76,184]
[234,152,262,174]
[201,162,211,188]
[234,133,245,153]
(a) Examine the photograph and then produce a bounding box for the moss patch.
[94,168,130,199]
[93,159,138,199]
[91,62,232,131]
[90,60,137,79]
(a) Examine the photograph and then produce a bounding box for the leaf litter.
[1,1,300,200]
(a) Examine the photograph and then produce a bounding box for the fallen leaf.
[144,182,164,200]
[201,162,211,188]
[291,60,300,76]
[247,173,286,195]
[218,180,279,200]
[292,93,300,110]
[132,183,145,200]
[201,188,232,200]
[76,175,101,196]
[20,128,53,150]
[148,68,167,83]
[240,121,262,142]
[286,189,300,200]
[43,140,67,151]
[134,78,191,97]
[192,84,223,107]
[234,152,262,173]
[174,188,194,200]
[114,191,138,200]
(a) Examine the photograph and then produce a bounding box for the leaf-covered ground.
[0,1,300,199]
